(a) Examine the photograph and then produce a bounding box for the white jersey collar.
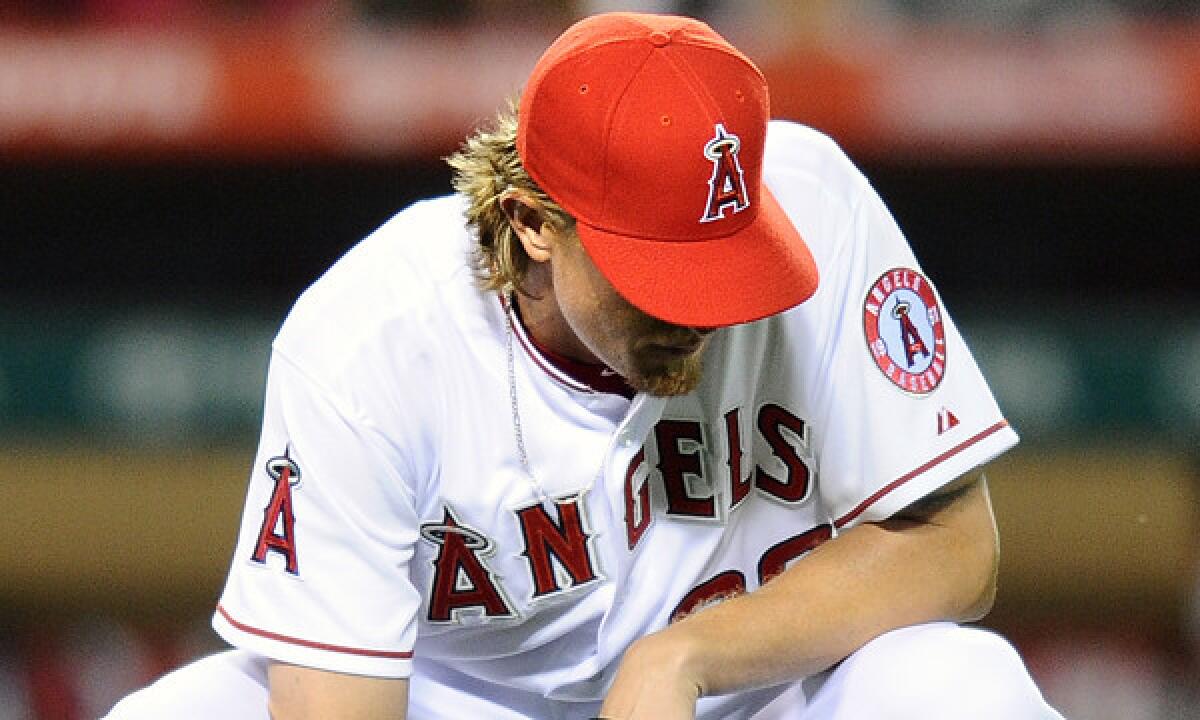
[499,293,636,399]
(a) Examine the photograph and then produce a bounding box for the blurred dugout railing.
[1,8,1199,720]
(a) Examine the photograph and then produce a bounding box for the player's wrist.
[647,624,709,698]
[618,630,706,697]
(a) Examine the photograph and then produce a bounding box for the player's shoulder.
[273,194,475,382]
[763,119,870,206]
[315,193,469,298]
[761,120,876,274]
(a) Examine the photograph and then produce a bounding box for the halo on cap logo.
[700,123,750,223]
[862,268,946,395]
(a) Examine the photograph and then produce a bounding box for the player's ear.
[499,190,553,263]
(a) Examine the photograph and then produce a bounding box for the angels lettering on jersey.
[417,402,822,626]
[249,402,828,628]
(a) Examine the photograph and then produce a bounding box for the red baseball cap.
[517,12,818,328]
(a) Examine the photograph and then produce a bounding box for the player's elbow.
[958,516,1000,623]
[892,472,1001,623]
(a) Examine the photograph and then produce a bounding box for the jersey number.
[670,523,832,622]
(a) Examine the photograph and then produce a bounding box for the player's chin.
[631,355,704,397]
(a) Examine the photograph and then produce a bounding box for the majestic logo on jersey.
[863,268,946,395]
[251,449,302,575]
[700,124,750,223]
[937,407,960,435]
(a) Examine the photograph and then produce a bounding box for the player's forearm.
[267,662,409,720]
[653,474,999,697]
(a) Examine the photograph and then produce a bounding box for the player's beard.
[631,352,704,397]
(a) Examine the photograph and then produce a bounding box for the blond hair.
[446,99,575,296]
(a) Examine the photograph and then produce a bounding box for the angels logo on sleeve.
[863,268,947,395]
[250,449,303,575]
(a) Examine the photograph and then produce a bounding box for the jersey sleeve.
[213,350,421,678]
[803,169,1019,529]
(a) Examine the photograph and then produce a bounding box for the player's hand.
[598,630,704,720]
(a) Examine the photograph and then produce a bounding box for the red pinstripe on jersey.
[216,605,413,659]
[835,420,1010,528]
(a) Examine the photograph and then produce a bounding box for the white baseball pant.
[104,622,1064,719]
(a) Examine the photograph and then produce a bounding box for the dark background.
[5,159,1196,311]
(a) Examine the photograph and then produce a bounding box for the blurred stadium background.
[0,0,1198,717]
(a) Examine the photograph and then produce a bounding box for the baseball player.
[106,12,1063,720]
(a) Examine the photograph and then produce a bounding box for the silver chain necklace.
[503,294,629,507]
[505,308,553,505]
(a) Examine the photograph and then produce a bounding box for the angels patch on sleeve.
[862,268,946,395]
[251,450,303,575]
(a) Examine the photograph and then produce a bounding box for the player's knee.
[101,649,269,720]
[102,685,165,720]
[835,623,1061,719]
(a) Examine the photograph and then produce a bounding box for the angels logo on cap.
[863,267,947,395]
[701,124,750,223]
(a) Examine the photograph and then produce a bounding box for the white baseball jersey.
[213,120,1018,719]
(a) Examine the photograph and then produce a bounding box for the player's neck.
[512,281,600,366]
